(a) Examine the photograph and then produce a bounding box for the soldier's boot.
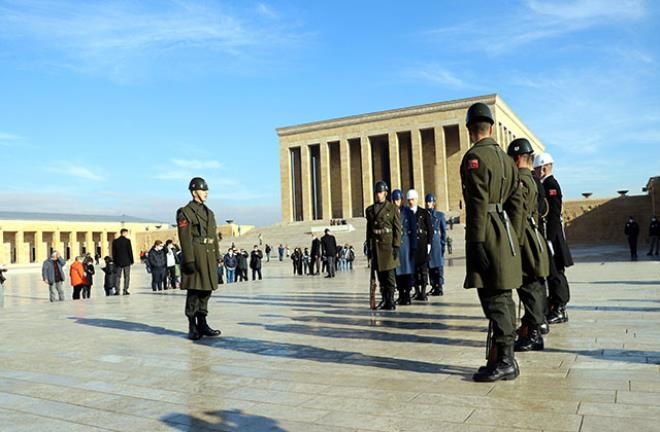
[418,285,428,301]
[412,286,421,300]
[547,304,568,324]
[430,284,443,296]
[477,343,498,373]
[197,314,221,337]
[396,288,405,305]
[381,291,396,310]
[539,319,550,335]
[473,344,518,382]
[187,316,201,341]
[515,325,544,352]
[401,288,412,305]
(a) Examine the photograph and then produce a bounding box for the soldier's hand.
[392,246,399,260]
[468,242,490,273]
[182,261,197,275]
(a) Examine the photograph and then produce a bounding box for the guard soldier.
[177,177,223,340]
[624,216,640,261]
[534,152,573,325]
[391,189,416,305]
[461,102,523,382]
[365,181,402,310]
[407,189,433,301]
[507,138,550,351]
[425,193,447,296]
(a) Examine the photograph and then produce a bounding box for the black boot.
[396,289,405,305]
[539,320,550,335]
[430,285,443,296]
[414,285,427,301]
[380,291,396,310]
[547,305,568,324]
[473,344,518,382]
[197,314,221,337]
[515,326,544,352]
[188,316,201,340]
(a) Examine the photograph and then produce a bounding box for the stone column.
[388,131,401,190]
[410,129,425,191]
[0,229,5,264]
[53,230,61,257]
[339,138,353,218]
[70,231,78,258]
[319,141,332,220]
[300,144,313,221]
[85,231,94,257]
[101,231,109,258]
[360,136,374,209]
[434,126,450,211]
[15,231,26,264]
[34,231,44,263]
[280,145,293,223]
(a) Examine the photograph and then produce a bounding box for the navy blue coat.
[428,208,447,269]
[396,206,416,276]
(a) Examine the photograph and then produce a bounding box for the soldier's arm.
[440,213,447,250]
[392,205,402,249]
[176,208,194,265]
[505,168,525,244]
[463,153,489,243]
[424,211,433,245]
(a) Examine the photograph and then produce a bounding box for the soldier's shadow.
[70,317,187,337]
[542,347,660,365]
[161,408,286,432]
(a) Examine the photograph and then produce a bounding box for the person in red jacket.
[70,256,86,300]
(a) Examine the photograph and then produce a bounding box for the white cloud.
[402,64,472,89]
[171,159,222,170]
[46,164,105,181]
[0,132,22,146]
[526,0,646,21]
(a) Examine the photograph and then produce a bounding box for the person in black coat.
[624,216,640,261]
[101,256,117,296]
[534,152,573,325]
[111,228,134,295]
[147,240,168,291]
[82,254,95,299]
[406,189,433,301]
[321,229,338,278]
[310,235,322,275]
[250,245,263,280]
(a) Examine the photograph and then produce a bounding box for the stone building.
[277,94,544,223]
[0,212,164,265]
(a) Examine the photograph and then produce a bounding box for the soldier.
[624,216,640,261]
[365,181,402,310]
[534,152,573,325]
[407,189,433,301]
[425,193,447,296]
[461,102,523,382]
[177,177,222,341]
[391,189,416,305]
[507,139,550,351]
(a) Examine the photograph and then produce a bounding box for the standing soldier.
[534,152,573,325]
[425,193,447,296]
[461,102,523,382]
[365,181,402,310]
[391,189,416,305]
[507,139,550,351]
[177,177,222,341]
[407,189,433,301]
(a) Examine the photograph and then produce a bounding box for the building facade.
[277,94,544,223]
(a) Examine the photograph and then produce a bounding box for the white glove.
[427,244,431,254]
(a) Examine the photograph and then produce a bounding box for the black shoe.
[430,285,443,296]
[413,287,428,301]
[473,345,518,382]
[539,321,550,335]
[547,306,568,324]
[152,288,157,292]
[197,315,221,337]
[123,290,130,295]
[188,317,201,341]
[514,328,544,352]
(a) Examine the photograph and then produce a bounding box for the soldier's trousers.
[429,266,444,287]
[547,255,570,307]
[413,264,428,288]
[477,288,516,346]
[517,277,545,327]
[185,289,212,318]
[376,269,396,296]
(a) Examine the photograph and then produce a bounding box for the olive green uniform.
[516,168,550,329]
[461,137,523,347]
[365,200,402,302]
[177,200,221,319]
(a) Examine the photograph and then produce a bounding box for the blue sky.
[1,0,658,226]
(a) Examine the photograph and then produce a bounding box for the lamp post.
[617,190,629,197]
[582,192,592,199]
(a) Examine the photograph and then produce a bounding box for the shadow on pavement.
[70,317,187,337]
[161,408,286,432]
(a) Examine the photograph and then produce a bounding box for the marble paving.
[1,253,659,431]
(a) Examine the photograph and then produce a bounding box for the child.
[101,256,117,296]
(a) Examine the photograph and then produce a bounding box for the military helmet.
[533,152,554,168]
[373,180,389,193]
[188,177,208,191]
[391,189,403,201]
[507,138,534,157]
[466,102,494,127]
[425,193,436,203]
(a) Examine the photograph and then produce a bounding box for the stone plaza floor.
[1,253,659,431]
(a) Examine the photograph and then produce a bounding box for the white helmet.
[533,152,554,168]
[406,189,418,200]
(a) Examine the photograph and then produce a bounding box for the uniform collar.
[472,136,498,147]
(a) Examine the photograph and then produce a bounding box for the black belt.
[193,237,215,244]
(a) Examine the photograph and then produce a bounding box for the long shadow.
[542,347,660,366]
[161,408,286,432]
[290,314,483,332]
[71,317,187,337]
[240,322,483,347]
[200,336,474,375]
[588,280,660,286]
[568,305,660,313]
[304,308,485,321]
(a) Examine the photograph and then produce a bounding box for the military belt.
[487,203,503,213]
[193,237,215,244]
[372,228,391,234]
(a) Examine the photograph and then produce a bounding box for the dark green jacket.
[365,200,402,271]
[518,168,550,279]
[176,200,221,291]
[460,137,523,290]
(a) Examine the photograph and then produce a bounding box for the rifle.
[369,264,377,310]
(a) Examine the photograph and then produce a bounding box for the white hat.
[406,189,418,200]
[533,152,554,168]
